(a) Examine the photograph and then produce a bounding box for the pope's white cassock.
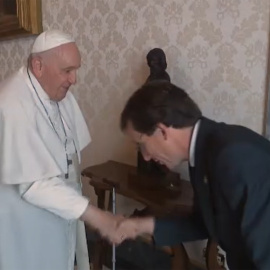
[0,65,91,270]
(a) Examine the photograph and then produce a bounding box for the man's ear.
[157,123,168,140]
[31,57,43,78]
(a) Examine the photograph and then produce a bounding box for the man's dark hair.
[120,81,202,135]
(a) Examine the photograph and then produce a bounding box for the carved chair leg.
[171,244,189,270]
[92,241,104,270]
[206,239,224,270]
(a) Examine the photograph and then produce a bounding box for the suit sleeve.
[216,143,270,269]
[153,200,208,246]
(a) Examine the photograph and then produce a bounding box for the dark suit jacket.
[154,117,270,269]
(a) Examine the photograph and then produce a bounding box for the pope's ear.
[31,56,44,78]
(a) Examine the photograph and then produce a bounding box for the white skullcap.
[31,29,75,54]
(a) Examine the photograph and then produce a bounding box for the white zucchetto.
[31,29,75,54]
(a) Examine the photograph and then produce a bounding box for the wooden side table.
[82,160,223,270]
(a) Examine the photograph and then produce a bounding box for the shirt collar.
[189,119,201,167]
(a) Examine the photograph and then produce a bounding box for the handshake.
[82,204,155,245]
[100,214,141,245]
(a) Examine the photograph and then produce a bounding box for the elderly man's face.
[125,121,185,170]
[39,43,81,101]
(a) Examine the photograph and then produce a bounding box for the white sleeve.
[19,177,89,220]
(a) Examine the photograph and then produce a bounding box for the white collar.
[189,119,201,167]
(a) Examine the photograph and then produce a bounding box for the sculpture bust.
[145,48,171,83]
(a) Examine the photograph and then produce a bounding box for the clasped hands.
[99,213,142,245]
[82,205,154,245]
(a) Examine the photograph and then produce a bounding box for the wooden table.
[82,160,222,270]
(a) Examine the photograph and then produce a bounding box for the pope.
[0,29,124,270]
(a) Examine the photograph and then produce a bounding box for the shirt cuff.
[20,177,89,220]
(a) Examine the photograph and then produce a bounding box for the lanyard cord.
[27,67,71,178]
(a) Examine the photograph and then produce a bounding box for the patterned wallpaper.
[0,0,269,168]
[0,0,269,265]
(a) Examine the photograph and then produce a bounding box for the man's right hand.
[115,217,155,243]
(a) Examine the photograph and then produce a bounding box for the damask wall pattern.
[0,0,269,168]
[0,0,269,265]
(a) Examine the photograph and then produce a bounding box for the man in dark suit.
[118,81,270,269]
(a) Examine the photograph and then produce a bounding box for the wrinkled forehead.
[56,43,80,57]
[52,43,81,67]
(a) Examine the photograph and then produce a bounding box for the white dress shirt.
[189,120,201,167]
